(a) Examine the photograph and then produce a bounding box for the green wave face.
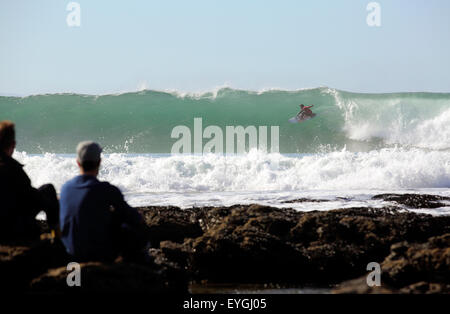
[1,88,449,153]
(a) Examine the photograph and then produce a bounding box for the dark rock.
[333,233,450,294]
[137,206,203,247]
[399,282,450,294]
[372,194,450,208]
[148,240,191,292]
[1,237,188,293]
[334,278,450,295]
[3,196,450,293]
[0,239,69,292]
[288,207,449,283]
[30,262,172,293]
[193,206,234,232]
[187,205,306,283]
[148,205,449,285]
[381,233,450,288]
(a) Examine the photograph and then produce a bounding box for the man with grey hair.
[59,141,147,262]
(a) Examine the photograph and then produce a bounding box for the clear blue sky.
[1,0,450,95]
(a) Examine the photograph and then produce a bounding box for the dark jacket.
[59,175,142,262]
[0,153,42,240]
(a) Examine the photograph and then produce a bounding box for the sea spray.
[14,148,450,195]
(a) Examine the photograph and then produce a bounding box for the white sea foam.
[15,149,450,193]
[13,149,450,215]
[333,91,450,150]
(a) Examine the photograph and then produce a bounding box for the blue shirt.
[59,175,142,261]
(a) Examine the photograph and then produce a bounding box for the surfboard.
[289,113,316,123]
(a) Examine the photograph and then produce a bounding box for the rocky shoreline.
[1,194,449,294]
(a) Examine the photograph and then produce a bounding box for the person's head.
[0,120,16,156]
[300,104,305,108]
[76,141,102,176]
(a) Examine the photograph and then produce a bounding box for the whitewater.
[2,87,450,215]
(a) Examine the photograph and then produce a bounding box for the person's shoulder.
[98,180,123,195]
[61,176,81,191]
[0,154,24,169]
[0,155,30,182]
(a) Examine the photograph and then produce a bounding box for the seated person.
[59,141,148,262]
[0,121,59,243]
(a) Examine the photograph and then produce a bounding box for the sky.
[1,0,450,95]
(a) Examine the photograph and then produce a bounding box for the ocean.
[2,87,450,215]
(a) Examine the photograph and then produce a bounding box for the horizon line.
[1,85,450,98]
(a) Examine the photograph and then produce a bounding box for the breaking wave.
[1,87,449,153]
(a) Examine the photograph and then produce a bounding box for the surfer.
[297,104,314,119]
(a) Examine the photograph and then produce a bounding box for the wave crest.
[2,88,449,153]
